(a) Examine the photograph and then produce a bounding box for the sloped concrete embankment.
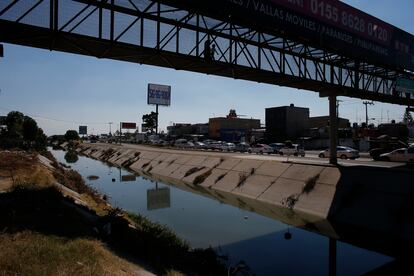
[76,143,414,255]
[77,144,339,220]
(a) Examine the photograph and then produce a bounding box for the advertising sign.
[158,0,414,71]
[148,84,171,106]
[79,125,87,135]
[147,187,171,210]
[396,78,414,95]
[121,122,137,129]
[121,175,137,182]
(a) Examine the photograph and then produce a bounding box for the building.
[167,123,209,138]
[167,123,193,137]
[266,104,309,142]
[377,123,408,141]
[209,110,260,142]
[309,116,350,129]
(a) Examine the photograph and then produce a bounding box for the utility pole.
[155,104,159,134]
[108,122,113,135]
[336,100,343,126]
[363,101,374,126]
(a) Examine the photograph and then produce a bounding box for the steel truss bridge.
[1,0,414,106]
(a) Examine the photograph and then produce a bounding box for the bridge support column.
[329,95,338,165]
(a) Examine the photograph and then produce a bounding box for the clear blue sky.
[0,0,413,135]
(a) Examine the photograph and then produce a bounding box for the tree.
[64,130,80,141]
[64,150,79,163]
[22,116,38,141]
[0,111,46,151]
[5,111,24,137]
[35,128,48,151]
[403,109,413,125]
[142,112,157,133]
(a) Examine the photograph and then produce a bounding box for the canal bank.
[52,146,398,275]
[74,142,414,254]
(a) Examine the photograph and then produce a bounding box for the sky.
[0,0,413,135]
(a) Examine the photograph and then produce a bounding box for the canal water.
[52,149,392,275]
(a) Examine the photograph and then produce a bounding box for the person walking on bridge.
[211,43,217,60]
[204,38,211,60]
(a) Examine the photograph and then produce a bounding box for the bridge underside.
[1,0,413,106]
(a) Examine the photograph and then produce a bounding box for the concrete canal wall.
[74,143,414,246]
[77,143,338,218]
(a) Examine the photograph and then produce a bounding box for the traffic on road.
[88,135,414,166]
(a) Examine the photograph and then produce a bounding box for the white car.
[194,142,207,149]
[248,144,273,154]
[175,139,194,148]
[279,145,305,157]
[380,147,414,162]
[318,146,359,160]
[220,142,236,151]
[208,141,225,150]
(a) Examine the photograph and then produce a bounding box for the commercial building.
[167,123,192,137]
[209,110,260,142]
[167,123,209,138]
[266,104,309,142]
[309,116,350,129]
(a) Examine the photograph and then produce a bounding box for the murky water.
[53,149,392,275]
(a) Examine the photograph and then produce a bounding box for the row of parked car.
[172,139,306,156]
[150,138,413,162]
[317,145,414,162]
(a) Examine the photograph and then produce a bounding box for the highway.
[92,143,409,169]
[233,151,405,168]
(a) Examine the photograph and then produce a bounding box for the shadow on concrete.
[328,164,414,259]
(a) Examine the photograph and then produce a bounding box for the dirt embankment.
[0,150,227,275]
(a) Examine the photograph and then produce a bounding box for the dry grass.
[302,174,320,194]
[193,169,212,185]
[215,173,227,184]
[0,151,55,191]
[0,231,146,276]
[184,166,205,177]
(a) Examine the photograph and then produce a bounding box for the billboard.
[121,174,137,182]
[79,125,87,135]
[147,187,171,210]
[158,0,414,71]
[121,122,137,129]
[148,83,171,106]
[395,78,414,96]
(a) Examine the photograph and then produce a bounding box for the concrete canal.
[52,148,394,275]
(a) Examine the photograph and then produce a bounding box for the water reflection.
[64,150,78,163]
[147,183,171,211]
[51,149,394,275]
